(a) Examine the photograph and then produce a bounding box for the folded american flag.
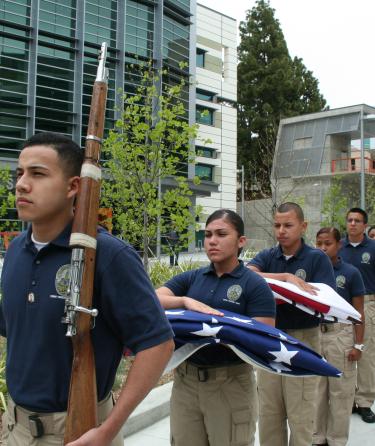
[165,309,341,377]
[266,279,362,324]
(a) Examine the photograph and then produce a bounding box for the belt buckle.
[29,415,44,438]
[198,368,208,382]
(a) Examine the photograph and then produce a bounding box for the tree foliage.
[321,174,375,232]
[321,176,349,232]
[0,167,16,233]
[101,63,201,270]
[237,0,327,198]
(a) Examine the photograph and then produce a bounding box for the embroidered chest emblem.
[227,285,242,302]
[295,269,306,280]
[336,275,346,289]
[55,264,71,296]
[361,252,371,264]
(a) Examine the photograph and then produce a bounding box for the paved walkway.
[125,411,375,446]
[123,382,375,445]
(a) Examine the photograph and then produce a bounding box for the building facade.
[0,0,237,246]
[246,104,375,246]
[1,0,193,155]
[194,3,237,244]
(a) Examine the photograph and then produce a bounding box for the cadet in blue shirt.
[313,227,365,446]
[0,132,174,446]
[248,202,336,446]
[340,207,375,423]
[156,209,276,446]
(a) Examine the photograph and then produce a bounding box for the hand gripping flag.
[265,279,362,324]
[165,309,341,377]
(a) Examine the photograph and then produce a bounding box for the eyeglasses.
[346,218,364,224]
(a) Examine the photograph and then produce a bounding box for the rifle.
[62,42,108,444]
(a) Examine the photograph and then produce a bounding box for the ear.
[238,235,247,248]
[302,221,308,234]
[67,176,80,199]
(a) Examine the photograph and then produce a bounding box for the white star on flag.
[191,323,223,337]
[225,316,253,324]
[268,361,292,373]
[165,310,185,315]
[269,342,299,365]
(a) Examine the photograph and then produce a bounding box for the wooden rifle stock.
[63,42,108,444]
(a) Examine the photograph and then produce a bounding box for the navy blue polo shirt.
[0,224,173,412]
[333,258,365,303]
[249,240,336,330]
[339,235,375,294]
[164,261,275,366]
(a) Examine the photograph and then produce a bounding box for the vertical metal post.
[73,0,85,143]
[360,108,366,209]
[26,0,40,138]
[241,165,245,221]
[154,0,163,258]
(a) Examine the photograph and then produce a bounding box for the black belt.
[179,362,251,382]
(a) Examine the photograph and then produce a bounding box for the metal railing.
[331,157,375,174]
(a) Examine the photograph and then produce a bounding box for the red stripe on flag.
[269,283,330,313]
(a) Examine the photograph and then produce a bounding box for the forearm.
[157,293,185,309]
[354,322,365,344]
[352,296,365,344]
[248,267,290,282]
[98,339,174,442]
[253,316,275,327]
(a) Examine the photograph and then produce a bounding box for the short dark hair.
[22,132,84,177]
[316,227,341,242]
[368,225,375,233]
[276,202,304,221]
[346,207,368,224]
[206,209,244,236]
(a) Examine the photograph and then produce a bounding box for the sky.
[198,0,375,110]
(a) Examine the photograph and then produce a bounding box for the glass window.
[196,89,215,102]
[196,106,214,126]
[195,164,213,182]
[293,137,312,150]
[195,146,216,158]
[163,16,189,71]
[125,1,154,59]
[196,48,206,68]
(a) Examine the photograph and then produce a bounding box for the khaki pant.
[313,323,356,446]
[257,326,320,446]
[355,296,375,408]
[1,394,123,446]
[170,361,257,446]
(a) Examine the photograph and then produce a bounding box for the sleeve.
[349,266,366,298]
[311,252,336,289]
[97,244,173,354]
[244,272,276,318]
[0,260,6,337]
[164,270,194,296]
[0,302,6,337]
[248,249,269,272]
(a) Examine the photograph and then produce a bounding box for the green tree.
[321,176,349,232]
[101,64,201,271]
[237,0,326,198]
[320,174,375,232]
[0,166,16,232]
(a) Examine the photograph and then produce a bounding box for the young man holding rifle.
[0,132,174,446]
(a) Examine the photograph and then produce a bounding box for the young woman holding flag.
[156,209,275,446]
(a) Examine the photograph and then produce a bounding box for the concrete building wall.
[195,4,237,222]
